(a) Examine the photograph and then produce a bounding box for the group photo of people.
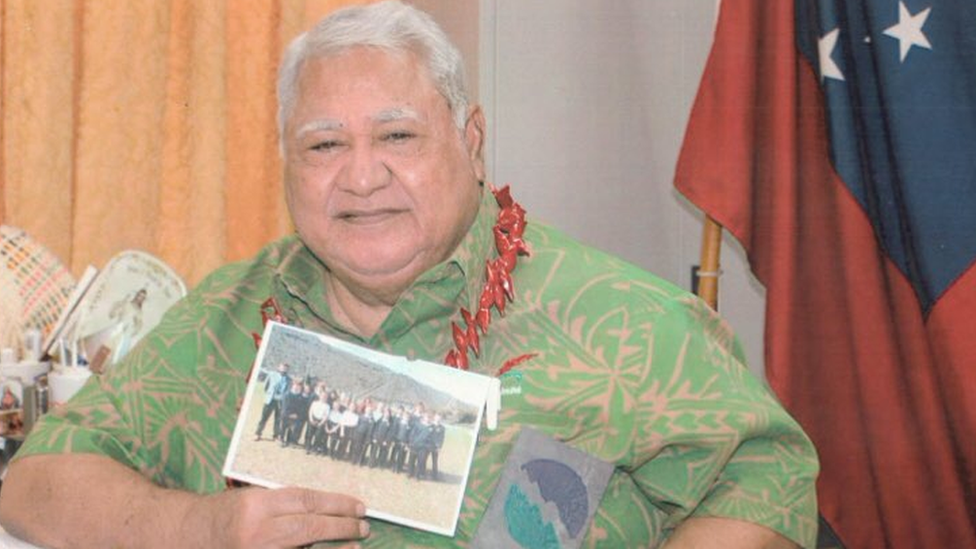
[253,362,450,483]
[224,322,491,535]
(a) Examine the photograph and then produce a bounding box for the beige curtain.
[1,0,370,287]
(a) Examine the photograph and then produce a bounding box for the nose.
[338,141,390,197]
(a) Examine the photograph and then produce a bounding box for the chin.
[336,247,429,281]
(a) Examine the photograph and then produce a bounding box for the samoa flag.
[675,1,976,547]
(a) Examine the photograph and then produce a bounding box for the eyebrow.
[295,108,425,138]
[296,119,343,138]
[373,107,424,124]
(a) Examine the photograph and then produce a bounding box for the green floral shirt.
[18,189,818,548]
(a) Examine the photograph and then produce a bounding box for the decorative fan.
[0,226,76,350]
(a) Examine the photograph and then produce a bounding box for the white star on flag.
[883,1,932,62]
[819,27,845,82]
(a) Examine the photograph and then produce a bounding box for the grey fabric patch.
[471,427,613,549]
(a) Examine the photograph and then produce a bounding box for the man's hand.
[185,485,369,548]
[0,454,369,549]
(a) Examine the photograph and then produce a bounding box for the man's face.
[283,47,485,300]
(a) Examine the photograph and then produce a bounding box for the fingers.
[263,487,370,547]
[274,513,369,545]
[267,486,365,518]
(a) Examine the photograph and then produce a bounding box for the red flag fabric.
[674,1,976,548]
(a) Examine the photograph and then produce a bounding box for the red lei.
[444,185,535,373]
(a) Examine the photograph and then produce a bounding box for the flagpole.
[696,215,722,310]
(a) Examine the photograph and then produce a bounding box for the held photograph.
[223,321,494,536]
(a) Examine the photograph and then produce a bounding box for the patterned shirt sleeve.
[629,294,819,547]
[15,281,250,494]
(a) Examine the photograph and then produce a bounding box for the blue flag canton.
[795,0,976,313]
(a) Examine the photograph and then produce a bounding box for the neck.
[324,273,396,338]
[319,198,483,339]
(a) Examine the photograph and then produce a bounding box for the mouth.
[335,208,405,225]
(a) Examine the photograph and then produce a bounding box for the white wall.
[478,0,769,376]
[410,0,480,103]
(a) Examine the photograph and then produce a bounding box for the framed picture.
[0,378,25,439]
[68,251,186,371]
[223,322,493,537]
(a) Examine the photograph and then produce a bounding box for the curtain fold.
[1,0,370,287]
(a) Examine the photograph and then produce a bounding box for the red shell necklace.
[256,184,534,376]
[444,184,534,374]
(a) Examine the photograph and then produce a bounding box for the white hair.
[276,0,469,144]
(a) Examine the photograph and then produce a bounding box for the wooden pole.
[697,215,723,310]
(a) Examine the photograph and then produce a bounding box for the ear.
[463,105,487,182]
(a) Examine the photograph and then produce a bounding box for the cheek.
[400,160,462,207]
[285,181,326,241]
[284,178,306,219]
[286,170,330,211]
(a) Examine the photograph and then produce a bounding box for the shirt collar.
[271,239,340,333]
[412,186,498,313]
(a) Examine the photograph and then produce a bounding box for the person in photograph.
[352,401,375,466]
[337,399,360,460]
[369,405,394,469]
[296,380,315,446]
[409,402,426,430]
[403,401,425,474]
[429,413,446,482]
[324,402,345,459]
[0,2,817,547]
[279,379,306,447]
[254,362,290,441]
[305,386,331,455]
[390,406,411,474]
[359,401,381,467]
[407,413,432,480]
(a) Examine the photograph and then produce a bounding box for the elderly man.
[0,2,818,548]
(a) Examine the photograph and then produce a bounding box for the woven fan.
[0,226,76,351]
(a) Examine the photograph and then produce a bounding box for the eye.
[309,140,343,152]
[383,131,415,143]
